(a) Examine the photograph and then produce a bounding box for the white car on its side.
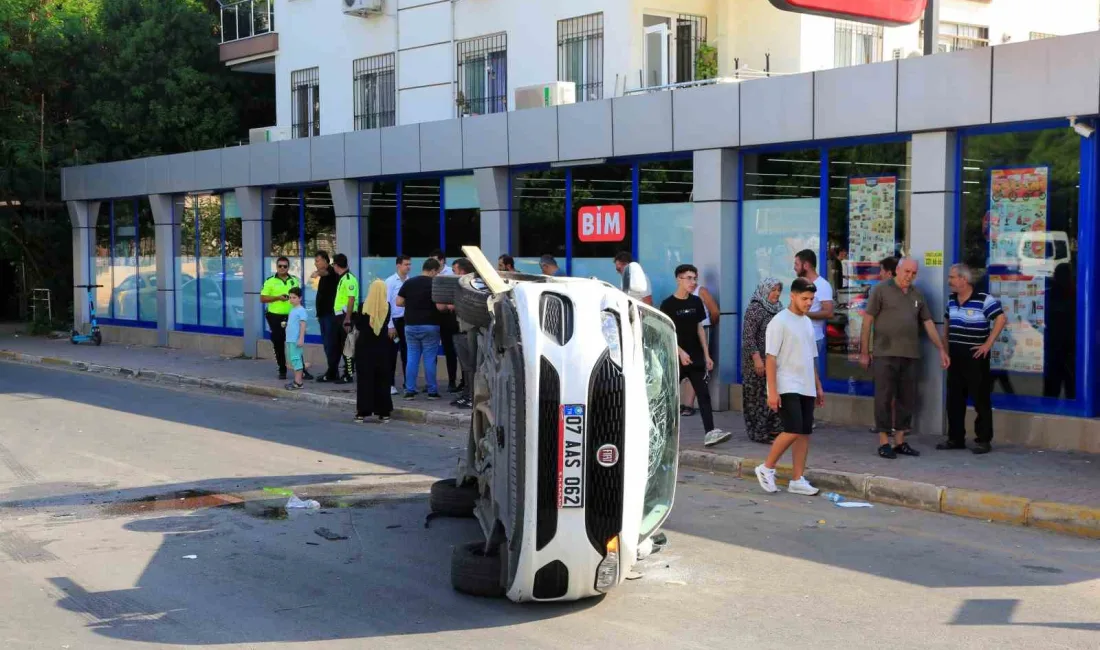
[428,247,680,602]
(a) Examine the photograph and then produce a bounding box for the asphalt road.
[0,362,1097,650]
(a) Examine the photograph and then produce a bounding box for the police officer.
[261,256,303,380]
[329,253,359,384]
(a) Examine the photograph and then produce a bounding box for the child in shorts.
[285,287,308,390]
[755,277,825,496]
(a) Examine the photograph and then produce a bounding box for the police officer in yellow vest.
[322,253,359,384]
[261,256,312,381]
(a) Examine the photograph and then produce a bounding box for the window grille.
[353,53,396,130]
[1029,32,1056,40]
[291,67,320,138]
[558,13,604,101]
[456,33,507,116]
[919,21,990,52]
[834,20,884,68]
[675,14,707,82]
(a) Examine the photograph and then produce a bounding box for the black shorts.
[779,393,816,436]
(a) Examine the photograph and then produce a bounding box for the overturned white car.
[428,247,680,602]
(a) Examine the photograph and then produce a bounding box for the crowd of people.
[260,245,1009,483]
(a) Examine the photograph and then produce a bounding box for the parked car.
[179,275,244,328]
[428,247,679,602]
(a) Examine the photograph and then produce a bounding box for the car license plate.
[558,404,585,509]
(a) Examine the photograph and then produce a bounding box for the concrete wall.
[62,33,1100,201]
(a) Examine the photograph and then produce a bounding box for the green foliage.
[695,41,718,81]
[0,0,273,321]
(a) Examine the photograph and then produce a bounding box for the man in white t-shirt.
[755,277,826,496]
[614,251,653,305]
[794,249,834,363]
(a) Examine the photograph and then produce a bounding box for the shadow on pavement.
[950,599,1100,631]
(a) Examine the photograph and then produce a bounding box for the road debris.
[182,555,197,559]
[314,527,348,541]
[287,495,321,509]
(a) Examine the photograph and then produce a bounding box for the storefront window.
[960,128,1080,402]
[176,194,243,332]
[303,188,336,332]
[360,181,398,284]
[638,159,693,304]
[571,164,633,284]
[402,178,441,271]
[740,150,822,343]
[444,174,480,258]
[513,170,566,275]
[93,199,156,324]
[825,142,911,384]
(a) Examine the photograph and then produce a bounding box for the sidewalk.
[2,333,1098,537]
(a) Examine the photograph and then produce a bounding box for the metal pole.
[923,0,940,56]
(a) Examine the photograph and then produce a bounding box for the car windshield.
[638,307,680,541]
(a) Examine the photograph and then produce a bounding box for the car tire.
[455,275,492,329]
[93,331,102,346]
[451,541,505,598]
[429,478,478,517]
[432,275,460,305]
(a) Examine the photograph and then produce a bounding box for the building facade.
[65,30,1100,453]
[217,0,1098,134]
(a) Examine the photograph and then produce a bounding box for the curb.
[679,449,1100,540]
[1,350,471,430]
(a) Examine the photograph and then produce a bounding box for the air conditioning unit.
[514,81,576,111]
[343,0,384,17]
[249,126,291,144]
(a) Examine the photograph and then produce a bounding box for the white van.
[429,247,680,602]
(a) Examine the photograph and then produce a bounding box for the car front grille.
[536,356,560,551]
[585,350,625,556]
[539,293,573,345]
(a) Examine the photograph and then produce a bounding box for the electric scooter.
[71,284,103,346]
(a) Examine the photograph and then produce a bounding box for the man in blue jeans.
[395,258,442,399]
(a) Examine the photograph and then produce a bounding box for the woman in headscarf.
[355,279,395,423]
[742,277,784,443]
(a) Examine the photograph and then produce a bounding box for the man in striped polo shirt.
[939,263,1007,455]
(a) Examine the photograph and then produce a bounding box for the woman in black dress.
[741,277,784,443]
[355,279,395,422]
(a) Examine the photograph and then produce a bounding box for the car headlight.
[595,535,620,592]
[600,311,621,366]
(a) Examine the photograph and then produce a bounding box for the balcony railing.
[220,0,274,44]
[623,68,790,96]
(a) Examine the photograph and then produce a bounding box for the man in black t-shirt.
[396,258,442,399]
[661,264,729,448]
[311,252,336,381]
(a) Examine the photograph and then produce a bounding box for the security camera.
[1070,116,1094,138]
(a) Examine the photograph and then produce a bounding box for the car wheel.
[451,541,505,598]
[455,275,492,329]
[429,478,478,517]
[93,331,102,346]
[432,275,460,305]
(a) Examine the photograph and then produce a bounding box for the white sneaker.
[703,429,732,447]
[788,477,820,496]
[390,386,398,395]
[754,464,778,493]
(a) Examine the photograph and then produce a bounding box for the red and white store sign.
[768,0,926,26]
[577,205,626,243]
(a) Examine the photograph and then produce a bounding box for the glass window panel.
[361,181,398,285]
[137,198,157,323]
[444,175,480,258]
[268,189,301,258]
[111,200,137,321]
[638,160,694,303]
[197,195,224,328]
[402,179,441,256]
[513,170,566,274]
[94,203,113,318]
[224,193,244,331]
[825,142,911,384]
[175,196,198,327]
[740,150,822,326]
[960,128,1079,401]
[571,164,633,286]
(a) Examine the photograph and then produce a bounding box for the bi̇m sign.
[578,205,626,243]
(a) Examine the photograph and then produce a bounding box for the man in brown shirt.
[859,258,950,459]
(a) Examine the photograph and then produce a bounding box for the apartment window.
[353,53,396,130]
[1030,32,1056,40]
[675,14,707,82]
[291,67,320,138]
[558,13,604,102]
[834,20,884,68]
[920,21,990,52]
[456,33,507,116]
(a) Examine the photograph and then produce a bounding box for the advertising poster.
[846,176,897,359]
[987,166,1050,374]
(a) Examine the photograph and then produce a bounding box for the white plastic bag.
[286,495,320,509]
